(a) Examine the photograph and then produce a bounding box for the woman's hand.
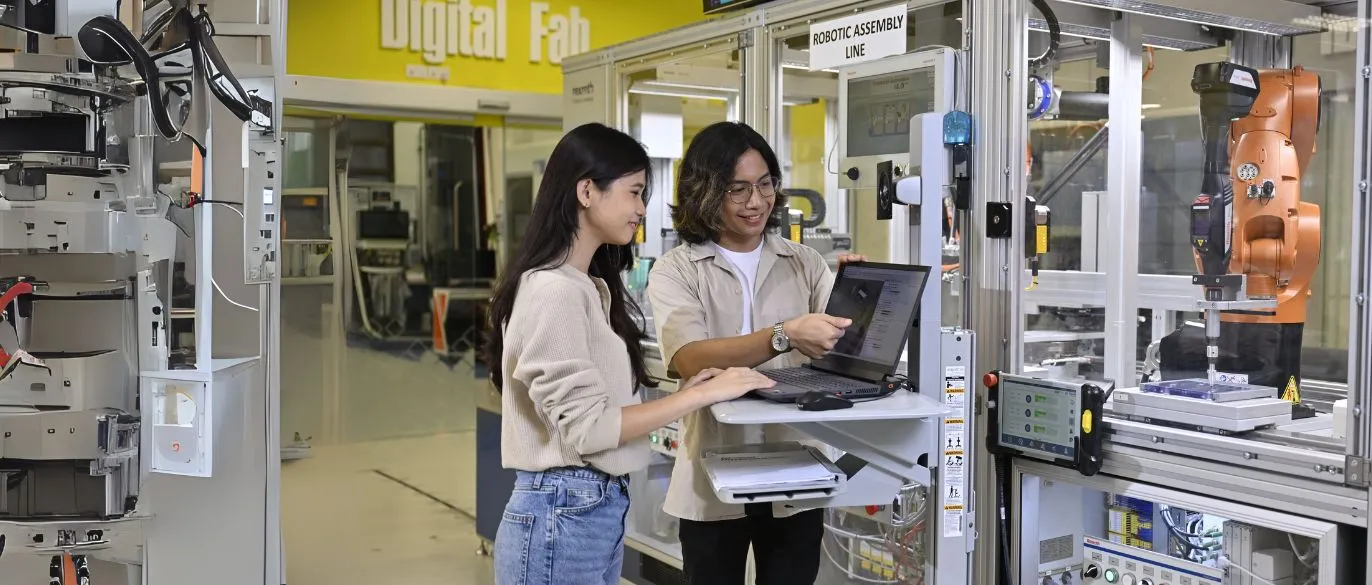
[680,368,724,390]
[687,367,776,404]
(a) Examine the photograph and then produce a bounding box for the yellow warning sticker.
[1282,376,1301,403]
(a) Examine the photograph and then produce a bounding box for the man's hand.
[837,254,868,268]
[783,314,852,359]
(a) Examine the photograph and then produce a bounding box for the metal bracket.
[738,29,755,49]
[1345,455,1370,487]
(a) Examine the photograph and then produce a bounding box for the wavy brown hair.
[672,122,786,245]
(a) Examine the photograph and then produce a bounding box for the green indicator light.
[1105,568,1119,583]
[651,436,659,444]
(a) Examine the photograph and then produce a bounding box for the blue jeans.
[494,467,630,585]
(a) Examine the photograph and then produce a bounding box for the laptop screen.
[811,262,932,379]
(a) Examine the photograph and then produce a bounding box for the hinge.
[738,30,754,49]
[1346,455,1370,487]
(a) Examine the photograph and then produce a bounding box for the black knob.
[1083,565,1100,578]
[846,167,860,181]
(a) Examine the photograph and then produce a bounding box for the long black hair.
[485,122,656,392]
[672,121,786,245]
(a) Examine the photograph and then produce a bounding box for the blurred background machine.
[0,0,280,583]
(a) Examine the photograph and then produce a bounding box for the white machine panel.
[0,349,131,410]
[838,48,955,190]
[0,205,136,254]
[143,375,214,477]
[1083,535,1223,585]
[1,409,136,460]
[142,359,260,478]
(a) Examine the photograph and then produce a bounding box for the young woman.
[484,122,776,585]
[647,121,862,585]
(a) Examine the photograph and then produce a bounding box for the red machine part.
[1219,67,1322,325]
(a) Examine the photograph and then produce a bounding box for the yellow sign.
[1282,376,1301,403]
[287,0,707,94]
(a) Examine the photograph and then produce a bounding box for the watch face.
[771,334,788,352]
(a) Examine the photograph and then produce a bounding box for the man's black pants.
[678,505,824,585]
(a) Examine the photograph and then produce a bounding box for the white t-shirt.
[716,241,765,334]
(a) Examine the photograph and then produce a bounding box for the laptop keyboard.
[766,368,877,393]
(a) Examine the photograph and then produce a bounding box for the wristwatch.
[770,322,791,353]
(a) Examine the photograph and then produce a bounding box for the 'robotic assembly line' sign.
[808,3,908,71]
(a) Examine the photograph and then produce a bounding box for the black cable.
[1028,0,1060,71]
[189,10,269,128]
[194,199,243,207]
[78,16,183,141]
[996,455,1015,585]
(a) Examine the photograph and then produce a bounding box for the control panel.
[1082,536,1222,585]
[649,423,680,457]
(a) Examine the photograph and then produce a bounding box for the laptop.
[752,261,933,403]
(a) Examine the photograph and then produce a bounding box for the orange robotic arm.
[1223,67,1322,325]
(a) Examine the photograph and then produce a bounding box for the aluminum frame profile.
[1099,442,1365,527]
[1054,0,1321,37]
[1103,14,1144,388]
[1106,419,1351,487]
[1348,0,1372,473]
[560,10,755,74]
[561,47,614,76]
[1030,0,1220,51]
[759,0,952,32]
[1021,270,1195,310]
[969,0,1028,583]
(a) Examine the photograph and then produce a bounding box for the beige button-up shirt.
[647,235,834,522]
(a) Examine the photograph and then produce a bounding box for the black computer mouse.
[796,390,854,412]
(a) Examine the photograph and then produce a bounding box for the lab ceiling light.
[627,81,736,102]
[782,62,840,74]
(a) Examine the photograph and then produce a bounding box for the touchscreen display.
[998,378,1080,460]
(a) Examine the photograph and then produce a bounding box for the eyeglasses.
[725,177,780,204]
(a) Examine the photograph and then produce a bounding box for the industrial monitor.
[988,373,1107,476]
[838,48,956,190]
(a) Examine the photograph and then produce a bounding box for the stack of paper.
[707,450,836,491]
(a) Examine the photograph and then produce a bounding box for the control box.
[649,423,680,457]
[1083,535,1222,585]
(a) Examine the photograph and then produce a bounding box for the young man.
[647,121,861,585]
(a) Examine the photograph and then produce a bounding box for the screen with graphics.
[998,377,1081,461]
[845,67,938,157]
[814,264,929,373]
